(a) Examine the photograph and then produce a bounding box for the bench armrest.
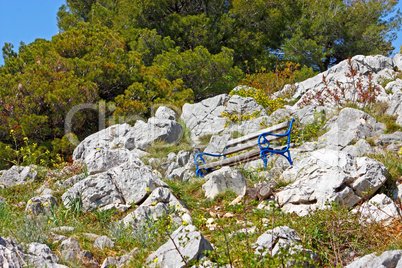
[194,152,223,177]
[257,119,295,151]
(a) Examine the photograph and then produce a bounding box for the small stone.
[52,235,68,244]
[82,233,100,242]
[52,226,75,233]
[93,236,115,249]
[60,237,81,261]
[223,212,235,218]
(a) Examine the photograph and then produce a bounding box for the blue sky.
[0,0,402,66]
[0,0,65,65]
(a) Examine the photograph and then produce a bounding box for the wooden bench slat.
[221,134,284,156]
[225,121,289,148]
[226,154,261,167]
[199,149,261,170]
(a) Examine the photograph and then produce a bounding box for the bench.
[194,119,295,177]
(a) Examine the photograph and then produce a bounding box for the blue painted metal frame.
[194,152,223,177]
[258,118,295,169]
[194,119,295,177]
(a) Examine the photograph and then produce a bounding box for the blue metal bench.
[195,119,295,177]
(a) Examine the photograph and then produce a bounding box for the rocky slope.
[1,54,402,267]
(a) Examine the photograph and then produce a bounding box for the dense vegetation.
[0,0,400,169]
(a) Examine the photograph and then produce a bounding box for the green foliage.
[64,193,83,216]
[198,134,213,146]
[10,214,51,244]
[0,201,13,234]
[229,87,285,115]
[113,66,193,119]
[370,151,402,183]
[1,0,399,169]
[291,113,328,145]
[231,62,316,114]
[221,110,262,128]
[154,46,243,100]
[283,0,401,71]
[358,101,402,134]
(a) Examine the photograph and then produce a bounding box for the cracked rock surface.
[62,159,167,212]
[0,236,67,268]
[147,224,213,268]
[276,55,394,106]
[180,93,267,142]
[275,148,388,216]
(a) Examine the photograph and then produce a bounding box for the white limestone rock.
[121,187,192,228]
[0,165,37,187]
[147,224,213,268]
[253,226,301,257]
[25,194,58,216]
[276,55,394,107]
[320,108,385,148]
[202,167,247,199]
[275,149,388,216]
[0,236,68,268]
[354,194,401,225]
[62,160,167,212]
[386,92,402,125]
[342,139,375,157]
[346,250,402,268]
[155,106,177,121]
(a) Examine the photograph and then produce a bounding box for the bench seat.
[195,119,295,177]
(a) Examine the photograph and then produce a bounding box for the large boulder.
[73,111,183,163]
[62,159,167,212]
[155,106,177,121]
[225,93,268,116]
[320,108,385,148]
[275,149,388,216]
[354,194,401,225]
[126,117,183,151]
[202,167,247,199]
[278,55,393,106]
[384,78,402,94]
[0,165,37,187]
[345,250,402,268]
[253,226,302,257]
[253,226,318,266]
[180,94,230,141]
[73,123,133,163]
[341,139,375,157]
[85,148,140,175]
[180,94,267,142]
[386,92,402,126]
[147,224,213,268]
[375,131,402,146]
[121,187,192,227]
[0,236,67,268]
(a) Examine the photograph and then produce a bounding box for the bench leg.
[260,151,273,169]
[284,150,293,165]
[260,150,293,169]
[196,168,214,178]
[275,151,293,166]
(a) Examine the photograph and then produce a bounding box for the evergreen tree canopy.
[0,0,400,169]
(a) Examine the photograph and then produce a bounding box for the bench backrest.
[221,121,291,156]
